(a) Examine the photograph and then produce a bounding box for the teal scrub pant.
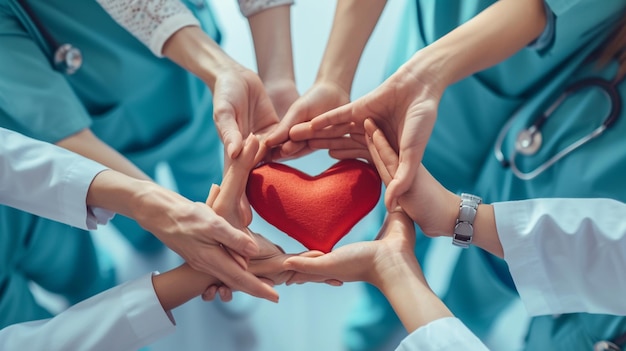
[0,207,115,328]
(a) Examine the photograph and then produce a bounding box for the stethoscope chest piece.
[594,340,621,351]
[53,43,82,75]
[515,126,543,156]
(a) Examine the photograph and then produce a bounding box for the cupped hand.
[265,80,350,161]
[364,118,459,239]
[283,210,418,289]
[289,68,443,210]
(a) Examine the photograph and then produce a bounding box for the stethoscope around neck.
[16,0,82,75]
[494,76,622,180]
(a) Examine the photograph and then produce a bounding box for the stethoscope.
[594,332,626,351]
[15,0,82,75]
[494,76,622,180]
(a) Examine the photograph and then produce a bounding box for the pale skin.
[265,0,387,160]
[283,118,505,335]
[288,0,547,210]
[52,16,292,299]
[86,134,336,307]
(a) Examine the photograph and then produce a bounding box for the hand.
[363,118,459,238]
[202,135,340,301]
[283,210,419,289]
[212,65,281,160]
[265,80,351,161]
[290,68,443,209]
[264,78,299,119]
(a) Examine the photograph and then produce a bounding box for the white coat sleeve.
[0,273,175,351]
[96,0,200,57]
[394,317,489,351]
[238,0,294,17]
[0,127,114,230]
[495,198,626,316]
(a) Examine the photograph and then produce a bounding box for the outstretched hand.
[264,81,351,161]
[283,210,418,289]
[363,118,459,239]
[289,69,443,210]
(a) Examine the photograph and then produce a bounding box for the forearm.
[248,5,295,84]
[316,0,387,93]
[162,26,240,90]
[376,257,452,333]
[153,264,218,312]
[56,128,150,181]
[399,0,546,96]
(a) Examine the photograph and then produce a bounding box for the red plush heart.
[246,159,381,253]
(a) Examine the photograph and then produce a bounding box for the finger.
[201,285,218,301]
[385,161,414,211]
[365,134,392,185]
[290,122,354,142]
[283,254,337,277]
[325,279,343,286]
[309,103,357,130]
[276,140,308,157]
[220,134,260,202]
[369,122,400,177]
[218,286,233,302]
[328,149,372,162]
[307,136,365,151]
[213,103,243,159]
[225,246,248,270]
[266,102,307,147]
[206,184,221,207]
[209,249,279,302]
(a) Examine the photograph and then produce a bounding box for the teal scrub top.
[384,0,626,348]
[0,0,222,181]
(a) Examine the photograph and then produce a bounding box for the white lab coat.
[396,198,626,350]
[0,273,174,351]
[0,127,113,230]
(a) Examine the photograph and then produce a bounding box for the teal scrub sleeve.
[0,11,92,143]
[539,0,626,55]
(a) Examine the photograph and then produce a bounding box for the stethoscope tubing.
[494,77,621,180]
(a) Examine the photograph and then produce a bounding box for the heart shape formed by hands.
[246,159,381,253]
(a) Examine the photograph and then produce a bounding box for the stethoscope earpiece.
[53,43,82,75]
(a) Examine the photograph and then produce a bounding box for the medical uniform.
[397,198,626,351]
[3,198,625,350]
[0,0,223,327]
[347,1,626,350]
[0,127,116,327]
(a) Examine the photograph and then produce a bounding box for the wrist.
[315,70,353,97]
[396,49,450,99]
[162,26,239,90]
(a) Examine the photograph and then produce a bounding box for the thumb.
[213,104,243,159]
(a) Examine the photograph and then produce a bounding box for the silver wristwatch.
[452,193,482,248]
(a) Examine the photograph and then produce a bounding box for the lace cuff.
[96,0,200,57]
[238,0,294,17]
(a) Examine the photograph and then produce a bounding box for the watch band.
[452,193,482,248]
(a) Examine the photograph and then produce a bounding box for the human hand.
[264,78,299,119]
[265,80,351,161]
[283,210,419,289]
[289,68,444,209]
[364,118,459,238]
[202,135,340,301]
[212,64,281,161]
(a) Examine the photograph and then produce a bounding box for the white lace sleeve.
[96,0,200,57]
[238,0,294,17]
